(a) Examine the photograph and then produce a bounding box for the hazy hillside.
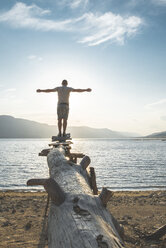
[0,115,139,138]
[145,131,166,139]
[68,126,125,138]
[0,115,56,138]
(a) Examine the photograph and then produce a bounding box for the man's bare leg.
[58,119,62,136]
[63,119,67,136]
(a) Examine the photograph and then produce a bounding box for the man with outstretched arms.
[36,79,92,137]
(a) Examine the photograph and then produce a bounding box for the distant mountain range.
[0,115,141,138]
[145,131,166,139]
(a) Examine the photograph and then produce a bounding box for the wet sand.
[0,190,165,248]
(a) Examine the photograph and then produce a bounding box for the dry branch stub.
[43,178,65,206]
[89,167,98,195]
[99,187,114,207]
[80,155,91,170]
[27,178,65,206]
[39,148,51,156]
[46,149,124,248]
[27,178,47,186]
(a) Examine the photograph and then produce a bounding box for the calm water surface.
[0,138,165,191]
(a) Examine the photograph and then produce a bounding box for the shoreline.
[0,187,166,192]
[0,190,165,247]
[0,137,166,140]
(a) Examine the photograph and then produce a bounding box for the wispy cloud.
[4,88,16,92]
[0,2,74,31]
[78,12,142,46]
[0,88,17,103]
[59,0,89,9]
[151,0,166,6]
[145,99,166,109]
[69,0,89,9]
[0,2,143,46]
[161,115,166,121]
[28,55,43,61]
[128,0,166,7]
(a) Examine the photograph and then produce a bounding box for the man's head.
[62,79,68,86]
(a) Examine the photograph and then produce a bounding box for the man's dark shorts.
[57,103,69,120]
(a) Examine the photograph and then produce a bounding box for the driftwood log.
[28,148,124,248]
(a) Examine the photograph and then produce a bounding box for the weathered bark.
[46,148,124,248]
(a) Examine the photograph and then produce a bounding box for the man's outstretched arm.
[36,88,58,93]
[72,88,92,92]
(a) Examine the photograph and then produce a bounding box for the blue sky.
[0,0,166,135]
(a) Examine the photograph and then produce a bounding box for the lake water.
[0,138,165,191]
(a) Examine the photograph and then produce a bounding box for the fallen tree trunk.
[28,148,124,248]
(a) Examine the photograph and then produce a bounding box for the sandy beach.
[0,190,165,248]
